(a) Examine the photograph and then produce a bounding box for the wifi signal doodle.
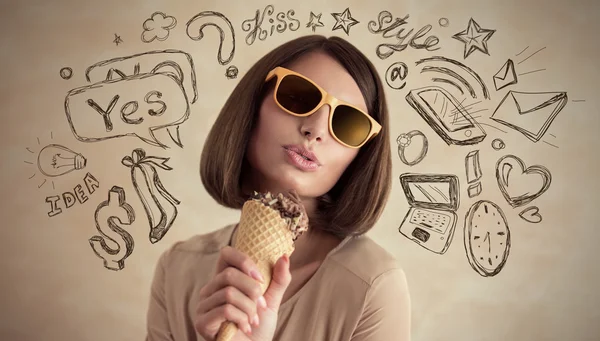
[414,56,490,100]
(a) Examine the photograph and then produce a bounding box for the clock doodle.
[464,200,511,277]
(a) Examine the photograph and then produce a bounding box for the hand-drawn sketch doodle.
[187,10,239,79]
[515,46,547,77]
[241,5,300,46]
[306,12,325,32]
[496,154,551,208]
[465,150,483,198]
[367,11,440,59]
[452,18,496,59]
[438,18,449,27]
[37,144,86,178]
[490,91,568,143]
[85,49,198,104]
[45,172,100,217]
[465,150,482,183]
[492,138,506,150]
[331,7,359,35]
[464,200,511,277]
[397,131,428,166]
[60,67,73,80]
[122,148,180,244]
[519,206,542,223]
[89,186,135,271]
[142,11,177,43]
[385,62,409,90]
[406,86,487,146]
[113,34,123,46]
[25,132,56,189]
[415,56,490,100]
[493,59,517,91]
[398,173,460,255]
[467,183,482,198]
[225,65,239,79]
[67,51,196,149]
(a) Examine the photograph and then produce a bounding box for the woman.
[146,35,411,341]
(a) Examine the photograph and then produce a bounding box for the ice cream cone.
[215,199,298,341]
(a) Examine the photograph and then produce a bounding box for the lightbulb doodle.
[24,132,86,190]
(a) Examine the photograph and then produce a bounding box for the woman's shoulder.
[328,232,404,285]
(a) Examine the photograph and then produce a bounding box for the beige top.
[146,223,411,341]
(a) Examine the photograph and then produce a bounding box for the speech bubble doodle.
[65,72,190,148]
[85,49,198,105]
[186,11,238,79]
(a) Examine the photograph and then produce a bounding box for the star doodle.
[113,33,123,46]
[452,18,495,58]
[306,12,325,32]
[331,8,359,35]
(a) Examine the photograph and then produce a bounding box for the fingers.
[202,266,264,304]
[263,254,292,310]
[215,246,265,284]
[195,303,254,336]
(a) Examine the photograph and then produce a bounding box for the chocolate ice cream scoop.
[250,189,309,241]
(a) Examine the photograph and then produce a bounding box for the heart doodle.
[495,154,551,207]
[519,206,542,223]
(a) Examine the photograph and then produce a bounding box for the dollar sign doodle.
[89,186,135,271]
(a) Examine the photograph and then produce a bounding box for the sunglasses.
[264,66,382,148]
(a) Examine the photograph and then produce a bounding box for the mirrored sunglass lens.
[276,75,322,114]
[332,106,372,147]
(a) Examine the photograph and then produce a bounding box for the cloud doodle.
[142,12,178,43]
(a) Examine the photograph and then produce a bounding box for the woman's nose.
[300,105,331,142]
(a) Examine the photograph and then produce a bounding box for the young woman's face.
[244,51,367,199]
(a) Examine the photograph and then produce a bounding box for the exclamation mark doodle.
[465,150,482,198]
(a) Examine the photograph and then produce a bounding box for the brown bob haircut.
[200,34,392,239]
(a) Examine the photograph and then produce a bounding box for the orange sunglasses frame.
[265,66,382,148]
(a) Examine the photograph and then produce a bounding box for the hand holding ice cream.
[194,189,308,341]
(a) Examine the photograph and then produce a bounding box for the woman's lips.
[283,147,320,172]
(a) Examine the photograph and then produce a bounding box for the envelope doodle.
[490,91,567,142]
[493,59,517,91]
[64,50,198,148]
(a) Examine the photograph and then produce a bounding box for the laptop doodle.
[398,173,460,254]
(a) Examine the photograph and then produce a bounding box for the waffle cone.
[216,200,295,341]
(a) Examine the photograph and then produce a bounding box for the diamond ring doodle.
[396,130,428,166]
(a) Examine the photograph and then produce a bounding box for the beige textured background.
[2,0,599,340]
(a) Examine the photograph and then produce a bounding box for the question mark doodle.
[186,11,238,79]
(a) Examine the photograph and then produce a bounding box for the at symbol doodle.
[186,11,238,79]
[385,62,409,90]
